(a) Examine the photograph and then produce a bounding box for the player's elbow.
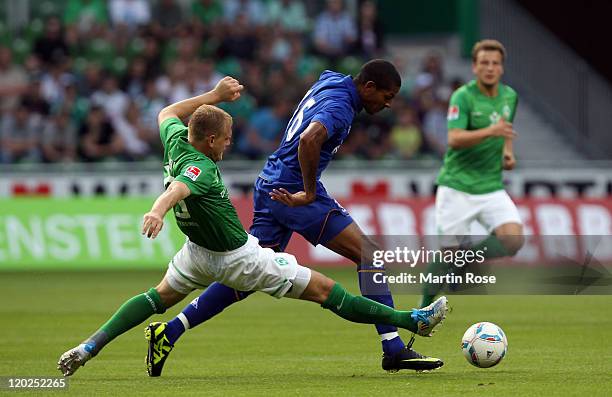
[447,131,466,150]
[447,136,461,150]
[158,107,178,125]
[299,131,321,150]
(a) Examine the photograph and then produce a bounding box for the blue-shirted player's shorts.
[251,177,354,250]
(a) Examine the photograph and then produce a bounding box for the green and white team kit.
[435,80,522,239]
[159,117,309,299]
[437,80,518,195]
[161,117,247,251]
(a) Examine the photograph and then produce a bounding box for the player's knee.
[499,234,524,256]
[300,271,334,304]
[316,277,335,301]
[154,282,186,310]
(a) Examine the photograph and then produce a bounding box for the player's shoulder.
[160,116,187,144]
[449,81,474,103]
[500,83,518,99]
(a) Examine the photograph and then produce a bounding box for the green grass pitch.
[1,269,611,396]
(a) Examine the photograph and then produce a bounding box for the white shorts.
[436,186,522,246]
[165,234,311,299]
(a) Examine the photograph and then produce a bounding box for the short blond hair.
[472,39,506,62]
[188,104,232,142]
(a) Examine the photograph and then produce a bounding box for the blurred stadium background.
[1,1,611,395]
[0,0,610,269]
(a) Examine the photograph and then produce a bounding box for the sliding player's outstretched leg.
[303,270,448,372]
[58,282,180,377]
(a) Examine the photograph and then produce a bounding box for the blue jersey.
[259,71,362,185]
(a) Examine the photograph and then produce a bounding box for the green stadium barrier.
[0,198,185,270]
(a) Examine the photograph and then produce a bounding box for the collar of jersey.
[346,76,363,113]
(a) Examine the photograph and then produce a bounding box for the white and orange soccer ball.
[461,322,508,368]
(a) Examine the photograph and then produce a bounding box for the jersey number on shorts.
[286,95,316,142]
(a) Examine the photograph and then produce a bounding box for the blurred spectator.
[313,0,357,62]
[217,14,258,60]
[422,95,450,158]
[111,101,157,159]
[354,0,384,58]
[91,75,129,117]
[136,80,166,132]
[78,106,125,162]
[141,36,164,80]
[64,0,109,33]
[389,107,423,159]
[40,61,75,113]
[267,0,309,33]
[121,57,148,98]
[76,63,104,97]
[151,0,184,36]
[0,46,29,113]
[191,0,224,27]
[21,78,51,117]
[33,16,70,67]
[109,0,152,30]
[0,103,42,163]
[223,0,267,26]
[238,97,290,159]
[167,62,202,103]
[42,111,78,163]
[195,59,224,93]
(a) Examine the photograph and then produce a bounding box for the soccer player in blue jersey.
[155,60,447,374]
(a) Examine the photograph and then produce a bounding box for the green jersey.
[436,80,518,194]
[160,117,247,251]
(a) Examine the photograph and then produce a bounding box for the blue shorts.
[250,177,354,250]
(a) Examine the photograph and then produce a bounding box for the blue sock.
[165,283,253,345]
[357,265,405,355]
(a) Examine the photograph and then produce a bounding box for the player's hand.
[489,119,516,139]
[503,151,516,170]
[142,211,164,239]
[269,188,315,207]
[214,76,243,103]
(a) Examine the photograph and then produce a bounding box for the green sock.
[419,259,449,308]
[85,288,165,355]
[321,283,418,333]
[471,235,509,259]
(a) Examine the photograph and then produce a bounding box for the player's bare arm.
[142,181,191,239]
[157,76,243,125]
[270,121,327,207]
[503,137,516,170]
[448,118,516,149]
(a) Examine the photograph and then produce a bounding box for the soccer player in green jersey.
[420,39,525,307]
[58,77,448,377]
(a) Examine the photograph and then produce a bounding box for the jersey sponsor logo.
[447,105,459,120]
[183,166,201,181]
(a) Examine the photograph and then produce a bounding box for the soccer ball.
[461,322,508,368]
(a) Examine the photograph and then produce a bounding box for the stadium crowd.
[0,0,460,164]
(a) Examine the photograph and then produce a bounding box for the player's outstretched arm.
[142,181,191,239]
[157,76,243,125]
[448,118,516,149]
[270,121,327,207]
